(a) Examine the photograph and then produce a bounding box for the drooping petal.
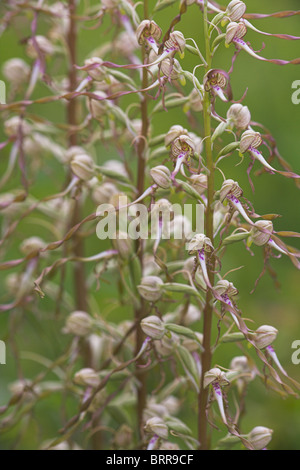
[213,383,228,425]
[243,19,300,41]
[171,153,186,180]
[198,249,212,289]
[228,195,253,225]
[213,85,228,102]
[266,346,288,377]
[234,38,300,65]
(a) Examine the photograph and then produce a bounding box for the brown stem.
[134,2,150,440]
[198,0,215,450]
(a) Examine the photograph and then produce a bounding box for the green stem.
[198,0,215,451]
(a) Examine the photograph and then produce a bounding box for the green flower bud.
[74,368,100,388]
[247,426,273,450]
[141,315,165,340]
[144,417,168,439]
[138,276,164,302]
[252,325,278,349]
[64,311,93,337]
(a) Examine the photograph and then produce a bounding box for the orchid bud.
[164,31,186,55]
[165,125,188,148]
[136,20,162,47]
[26,35,55,59]
[113,424,133,448]
[64,311,93,337]
[150,165,172,189]
[84,57,106,81]
[141,315,165,340]
[253,325,278,349]
[4,116,31,137]
[247,426,273,450]
[20,237,46,255]
[160,58,184,81]
[137,276,164,302]
[70,152,95,181]
[74,368,101,388]
[214,279,238,298]
[225,21,247,45]
[240,130,262,154]
[144,402,168,421]
[204,368,229,388]
[219,179,243,203]
[92,182,118,205]
[189,174,207,196]
[227,104,251,129]
[144,417,168,440]
[189,89,203,112]
[3,58,30,87]
[204,69,230,101]
[171,135,195,159]
[226,1,246,22]
[250,220,273,246]
[112,231,133,259]
[64,146,86,164]
[87,91,109,118]
[187,234,213,255]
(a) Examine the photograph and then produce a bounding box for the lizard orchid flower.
[170,135,195,180]
[214,279,240,328]
[187,234,214,289]
[204,69,233,102]
[204,368,230,425]
[220,179,253,225]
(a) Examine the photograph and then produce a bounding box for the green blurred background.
[0,0,300,449]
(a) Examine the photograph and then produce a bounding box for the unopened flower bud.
[74,368,100,388]
[165,125,188,148]
[189,174,207,196]
[20,237,46,255]
[188,233,213,255]
[84,57,106,81]
[150,165,172,189]
[3,58,30,87]
[70,152,95,181]
[253,325,278,349]
[144,417,168,439]
[4,116,31,137]
[138,276,164,302]
[26,35,55,59]
[87,91,109,118]
[136,20,162,46]
[204,368,229,388]
[225,21,247,45]
[247,426,273,450]
[164,31,186,54]
[160,58,183,81]
[214,279,238,298]
[240,130,262,154]
[227,103,251,129]
[64,311,93,336]
[189,89,203,112]
[92,182,118,204]
[226,0,246,22]
[220,179,243,202]
[113,232,133,259]
[171,135,195,159]
[250,220,273,246]
[141,315,165,340]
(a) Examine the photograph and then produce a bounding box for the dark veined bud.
[247,426,273,450]
[160,58,183,81]
[219,179,243,202]
[187,234,213,255]
[225,21,247,45]
[171,135,195,159]
[240,130,262,154]
[165,125,188,148]
[204,367,229,388]
[141,315,165,340]
[164,31,186,55]
[226,1,246,22]
[214,279,239,298]
[137,276,164,302]
[144,417,168,440]
[150,165,172,189]
[252,325,278,349]
[136,20,162,46]
[84,57,106,81]
[250,220,273,246]
[227,104,251,129]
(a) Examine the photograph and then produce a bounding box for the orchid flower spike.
[220,179,253,225]
[170,134,195,180]
[214,279,240,327]
[239,130,300,180]
[204,367,230,425]
[187,234,214,288]
[204,69,233,102]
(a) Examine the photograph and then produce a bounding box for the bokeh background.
[0,0,299,449]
